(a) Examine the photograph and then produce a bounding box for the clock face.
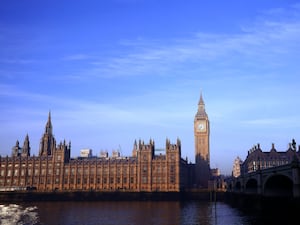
[197,121,206,132]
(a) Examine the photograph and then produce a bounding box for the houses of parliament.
[0,94,211,192]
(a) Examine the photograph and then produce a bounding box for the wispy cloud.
[72,7,300,80]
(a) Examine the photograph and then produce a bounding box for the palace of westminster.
[0,94,211,192]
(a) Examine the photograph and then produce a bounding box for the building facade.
[0,113,189,192]
[232,156,243,178]
[241,141,300,175]
[194,93,210,187]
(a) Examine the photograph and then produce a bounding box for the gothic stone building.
[241,142,300,175]
[194,93,210,188]
[0,113,189,192]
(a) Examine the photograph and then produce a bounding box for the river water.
[0,201,296,225]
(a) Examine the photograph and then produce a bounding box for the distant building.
[80,149,93,158]
[111,150,120,158]
[241,142,300,175]
[232,156,243,178]
[99,150,108,158]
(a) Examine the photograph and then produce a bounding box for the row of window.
[0,164,177,177]
[248,160,290,172]
[0,175,176,186]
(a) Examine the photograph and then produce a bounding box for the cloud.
[71,7,300,80]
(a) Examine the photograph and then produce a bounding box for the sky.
[1,0,300,175]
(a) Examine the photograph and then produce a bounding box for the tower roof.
[196,92,208,118]
[198,92,205,105]
[45,111,53,134]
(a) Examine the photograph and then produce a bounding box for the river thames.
[0,201,296,225]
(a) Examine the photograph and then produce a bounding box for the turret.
[12,140,21,157]
[39,112,56,156]
[21,134,30,157]
[45,111,53,135]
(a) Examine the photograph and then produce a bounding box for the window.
[170,176,175,184]
[142,177,147,184]
[143,166,147,173]
[84,168,88,175]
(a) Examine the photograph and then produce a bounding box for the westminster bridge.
[227,160,300,198]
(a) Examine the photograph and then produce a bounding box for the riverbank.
[0,190,225,202]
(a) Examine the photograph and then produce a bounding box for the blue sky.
[1,0,300,174]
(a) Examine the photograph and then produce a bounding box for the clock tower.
[194,93,210,187]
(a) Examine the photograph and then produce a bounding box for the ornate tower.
[39,112,56,156]
[194,93,210,187]
[21,134,30,157]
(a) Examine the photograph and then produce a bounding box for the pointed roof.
[45,111,53,134]
[198,92,205,105]
[47,111,52,123]
[196,92,208,118]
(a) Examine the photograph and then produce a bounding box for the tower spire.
[45,111,52,134]
[198,91,204,105]
[196,92,207,118]
[39,111,56,156]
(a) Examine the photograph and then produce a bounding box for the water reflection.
[33,201,251,225]
[1,201,296,225]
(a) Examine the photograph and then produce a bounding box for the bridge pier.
[257,171,263,195]
[292,163,300,197]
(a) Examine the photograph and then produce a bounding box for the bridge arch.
[264,174,293,197]
[245,178,258,194]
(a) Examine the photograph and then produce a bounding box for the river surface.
[0,201,296,225]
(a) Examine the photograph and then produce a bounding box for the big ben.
[194,93,210,187]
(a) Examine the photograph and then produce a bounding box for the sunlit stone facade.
[241,142,300,175]
[0,113,189,192]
